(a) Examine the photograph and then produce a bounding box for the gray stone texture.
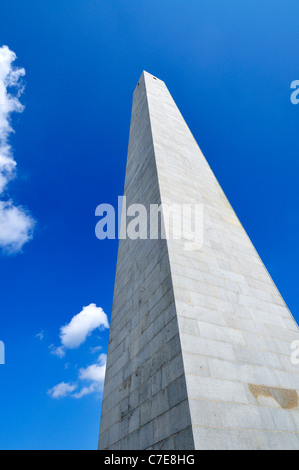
[98,71,299,450]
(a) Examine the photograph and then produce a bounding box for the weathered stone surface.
[98,71,299,450]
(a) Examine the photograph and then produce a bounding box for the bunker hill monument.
[98,71,299,450]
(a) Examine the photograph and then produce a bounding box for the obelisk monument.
[98,71,299,450]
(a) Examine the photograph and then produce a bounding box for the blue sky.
[0,0,298,449]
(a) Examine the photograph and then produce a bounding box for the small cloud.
[51,304,109,357]
[78,354,106,383]
[0,201,35,254]
[72,384,97,399]
[60,304,109,350]
[36,331,44,341]
[73,353,107,398]
[48,354,107,400]
[47,382,77,399]
[90,345,102,354]
[49,344,66,358]
[48,305,109,399]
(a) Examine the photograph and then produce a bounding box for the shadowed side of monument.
[98,72,194,450]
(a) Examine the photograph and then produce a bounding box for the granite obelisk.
[98,72,299,450]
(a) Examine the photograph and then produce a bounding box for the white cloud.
[73,353,107,398]
[0,45,35,254]
[72,384,97,399]
[78,353,107,383]
[55,303,109,355]
[48,306,109,400]
[48,354,107,400]
[47,382,77,399]
[0,201,35,253]
[0,45,25,193]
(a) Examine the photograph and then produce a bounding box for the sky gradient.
[0,0,298,449]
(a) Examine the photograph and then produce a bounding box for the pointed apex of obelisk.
[136,70,164,90]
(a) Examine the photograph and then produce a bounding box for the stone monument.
[98,72,299,450]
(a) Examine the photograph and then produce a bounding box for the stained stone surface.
[98,71,299,450]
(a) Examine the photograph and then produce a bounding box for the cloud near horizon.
[0,45,35,253]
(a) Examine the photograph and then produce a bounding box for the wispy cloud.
[47,382,77,399]
[0,45,35,254]
[48,354,107,400]
[50,303,109,357]
[36,331,44,341]
[49,344,66,358]
[90,345,103,354]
